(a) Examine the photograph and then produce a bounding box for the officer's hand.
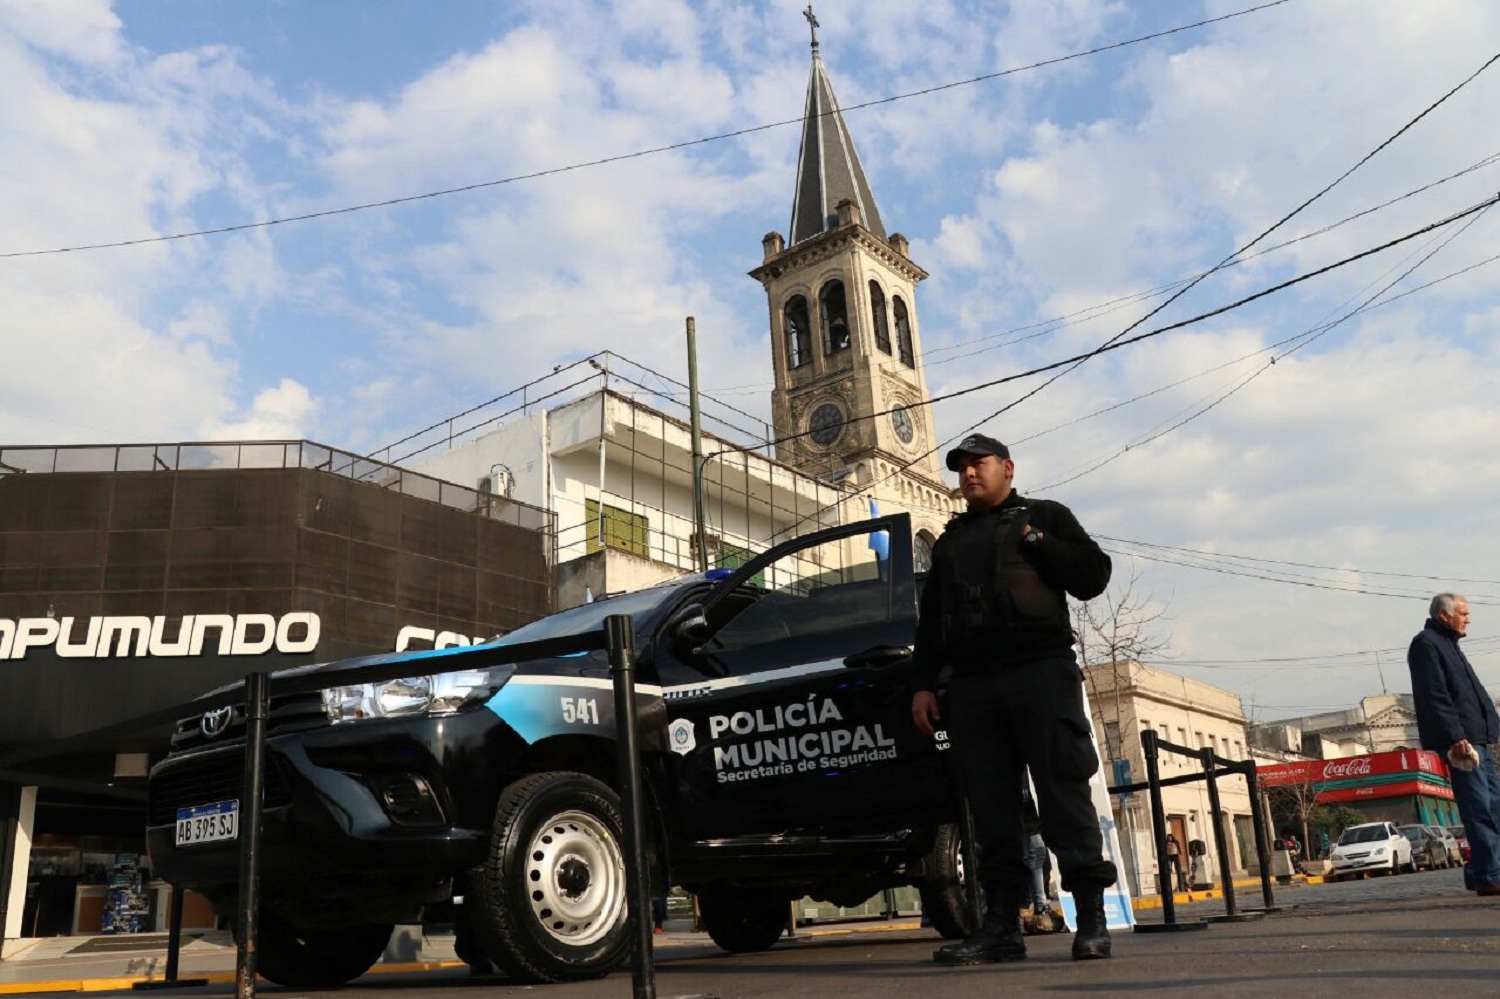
[911,690,940,736]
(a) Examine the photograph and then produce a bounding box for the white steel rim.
[525,809,625,948]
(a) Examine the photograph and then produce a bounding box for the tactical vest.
[939,505,1070,642]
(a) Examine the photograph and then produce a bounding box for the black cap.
[945,433,1010,471]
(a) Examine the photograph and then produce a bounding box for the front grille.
[170,691,328,752]
[148,752,292,826]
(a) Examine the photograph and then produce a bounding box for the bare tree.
[1074,567,1172,762]
[1265,775,1321,854]
[1073,566,1173,671]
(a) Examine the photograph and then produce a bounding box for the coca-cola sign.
[1321,757,1374,779]
[1259,749,1448,788]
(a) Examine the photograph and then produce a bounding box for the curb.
[2,887,1326,995]
[1129,875,1308,911]
[0,960,473,995]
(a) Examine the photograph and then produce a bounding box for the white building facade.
[1083,661,1256,896]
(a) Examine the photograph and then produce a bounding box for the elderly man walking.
[1407,593,1500,896]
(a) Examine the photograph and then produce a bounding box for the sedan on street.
[1446,824,1472,863]
[1399,825,1451,870]
[1427,825,1463,866]
[1328,822,1414,878]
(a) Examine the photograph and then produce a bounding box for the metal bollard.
[1201,749,1263,923]
[606,615,656,999]
[130,883,209,990]
[1133,730,1205,934]
[235,671,269,999]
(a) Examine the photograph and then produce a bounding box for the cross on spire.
[803,4,820,49]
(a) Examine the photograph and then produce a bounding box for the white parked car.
[1328,822,1414,878]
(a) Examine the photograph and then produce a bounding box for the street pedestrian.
[1407,593,1500,897]
[651,896,667,934]
[1022,792,1054,919]
[1164,833,1186,893]
[910,434,1116,964]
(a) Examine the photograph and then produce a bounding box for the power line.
[1169,636,1500,668]
[1100,543,1500,606]
[1034,202,1495,490]
[1099,535,1500,586]
[748,191,1500,548]
[746,45,1500,547]
[940,44,1500,465]
[1013,236,1500,451]
[919,148,1500,370]
[0,2,1290,259]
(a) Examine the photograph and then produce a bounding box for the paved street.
[3,868,1495,997]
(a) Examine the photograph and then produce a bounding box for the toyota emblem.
[200,706,235,738]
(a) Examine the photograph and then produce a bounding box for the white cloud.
[5,1,1500,713]
[0,0,122,66]
[201,378,316,440]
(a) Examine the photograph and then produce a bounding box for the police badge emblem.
[668,718,696,756]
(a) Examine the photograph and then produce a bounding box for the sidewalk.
[0,885,1272,995]
[0,916,903,995]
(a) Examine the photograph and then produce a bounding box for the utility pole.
[686,318,709,571]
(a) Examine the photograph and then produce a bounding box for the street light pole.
[686,317,709,571]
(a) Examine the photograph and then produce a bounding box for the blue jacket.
[1407,618,1499,751]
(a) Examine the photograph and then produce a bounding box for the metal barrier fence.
[1109,729,1282,932]
[0,616,660,998]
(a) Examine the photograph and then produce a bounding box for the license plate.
[175,800,239,846]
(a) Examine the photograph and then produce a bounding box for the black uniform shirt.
[912,491,1111,692]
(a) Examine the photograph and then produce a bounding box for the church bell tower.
[749,10,953,561]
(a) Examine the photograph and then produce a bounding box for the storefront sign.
[1316,779,1453,803]
[393,626,489,652]
[0,613,321,659]
[1257,749,1446,787]
[2,613,492,660]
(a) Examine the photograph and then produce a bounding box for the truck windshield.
[486,588,677,648]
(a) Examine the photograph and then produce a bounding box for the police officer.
[911,434,1116,964]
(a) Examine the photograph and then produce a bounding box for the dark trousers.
[947,656,1118,895]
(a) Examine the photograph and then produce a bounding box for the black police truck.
[146,514,973,986]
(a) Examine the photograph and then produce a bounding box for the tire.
[698,889,789,953]
[917,823,978,940]
[469,772,631,984]
[238,911,392,988]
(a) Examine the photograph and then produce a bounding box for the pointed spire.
[787,14,886,246]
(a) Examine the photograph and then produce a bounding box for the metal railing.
[0,440,554,535]
[1109,729,1281,932]
[0,618,660,998]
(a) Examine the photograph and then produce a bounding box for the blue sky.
[4,0,1500,718]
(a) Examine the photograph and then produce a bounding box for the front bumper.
[1330,852,1395,873]
[146,708,524,904]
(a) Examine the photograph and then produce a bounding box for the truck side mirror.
[665,603,709,647]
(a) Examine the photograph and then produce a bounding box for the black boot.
[934,887,1026,966]
[1071,890,1111,960]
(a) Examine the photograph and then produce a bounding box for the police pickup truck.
[146,514,973,986]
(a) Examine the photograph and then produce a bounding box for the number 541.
[560,697,600,725]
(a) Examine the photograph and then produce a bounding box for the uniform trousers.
[947,654,1118,894]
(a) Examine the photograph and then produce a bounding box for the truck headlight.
[323,668,511,723]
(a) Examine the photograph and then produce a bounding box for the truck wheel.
[917,823,977,940]
[240,911,392,988]
[469,772,630,983]
[698,889,788,953]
